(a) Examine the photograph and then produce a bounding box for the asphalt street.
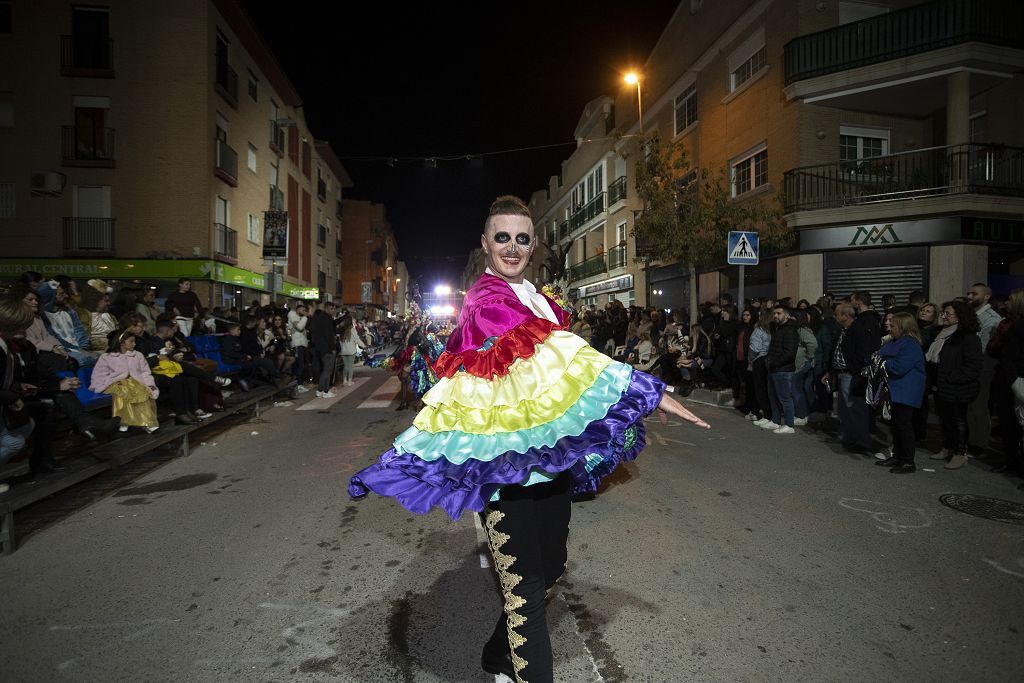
[0,365,1022,682]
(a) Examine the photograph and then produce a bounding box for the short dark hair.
[485,195,530,227]
[156,320,177,332]
[178,278,191,285]
[909,290,925,304]
[851,290,872,307]
[19,271,43,285]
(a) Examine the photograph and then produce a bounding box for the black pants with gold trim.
[481,472,571,683]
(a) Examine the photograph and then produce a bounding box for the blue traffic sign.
[727,231,759,265]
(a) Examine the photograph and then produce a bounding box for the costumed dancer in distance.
[348,196,710,682]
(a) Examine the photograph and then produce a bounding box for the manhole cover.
[939,493,1024,525]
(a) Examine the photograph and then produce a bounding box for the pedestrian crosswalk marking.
[296,377,369,411]
[357,376,401,409]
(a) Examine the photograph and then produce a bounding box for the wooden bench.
[0,383,282,555]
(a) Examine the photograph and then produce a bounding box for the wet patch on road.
[339,505,359,532]
[113,473,218,497]
[560,581,628,683]
[116,497,151,506]
[386,591,416,683]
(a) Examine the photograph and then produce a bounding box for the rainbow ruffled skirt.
[347,319,665,519]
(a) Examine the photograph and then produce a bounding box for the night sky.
[243,1,679,288]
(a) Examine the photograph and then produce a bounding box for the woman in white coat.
[338,313,363,386]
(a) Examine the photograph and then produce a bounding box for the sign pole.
[738,265,745,310]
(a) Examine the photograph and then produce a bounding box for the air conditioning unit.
[30,171,65,195]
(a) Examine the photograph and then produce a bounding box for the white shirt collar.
[485,267,536,293]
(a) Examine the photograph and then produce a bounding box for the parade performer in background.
[349,196,710,683]
[366,303,446,410]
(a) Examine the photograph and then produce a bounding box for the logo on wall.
[262,210,289,260]
[849,224,901,246]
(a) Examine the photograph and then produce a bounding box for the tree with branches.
[632,134,791,323]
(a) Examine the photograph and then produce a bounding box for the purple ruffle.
[348,370,665,519]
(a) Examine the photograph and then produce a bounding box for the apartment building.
[0,0,352,310]
[339,199,401,320]
[529,0,1024,310]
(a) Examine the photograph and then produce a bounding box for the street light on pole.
[624,71,643,135]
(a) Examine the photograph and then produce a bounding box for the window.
[0,182,14,218]
[616,221,627,245]
[673,82,697,135]
[247,70,258,102]
[247,213,260,244]
[0,92,11,127]
[728,28,766,92]
[839,125,889,162]
[247,143,257,173]
[301,139,311,178]
[731,145,768,196]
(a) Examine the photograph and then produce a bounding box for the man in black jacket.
[834,292,883,452]
[309,302,339,398]
[764,305,799,433]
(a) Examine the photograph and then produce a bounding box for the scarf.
[925,324,957,364]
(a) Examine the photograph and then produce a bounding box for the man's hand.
[657,393,711,429]
[59,377,80,392]
[19,383,39,396]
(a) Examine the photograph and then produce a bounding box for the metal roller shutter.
[824,246,928,304]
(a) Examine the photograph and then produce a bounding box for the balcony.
[269,186,284,211]
[608,176,627,205]
[214,223,237,262]
[215,62,239,108]
[214,139,238,187]
[269,120,285,157]
[335,238,342,257]
[60,35,114,77]
[607,244,628,270]
[568,253,608,282]
[567,192,605,234]
[785,0,1023,85]
[783,143,1024,213]
[63,217,114,253]
[61,126,115,167]
[317,224,327,246]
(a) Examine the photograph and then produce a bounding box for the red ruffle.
[432,318,559,379]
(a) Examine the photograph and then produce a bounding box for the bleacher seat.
[56,368,112,411]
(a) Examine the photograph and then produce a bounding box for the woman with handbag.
[90,330,160,433]
[873,313,926,474]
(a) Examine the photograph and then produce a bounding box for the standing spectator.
[874,313,926,473]
[763,306,799,434]
[837,292,883,452]
[749,310,773,424]
[965,283,1002,456]
[811,306,835,415]
[995,288,1024,477]
[165,278,205,336]
[338,312,363,387]
[90,330,160,433]
[916,302,941,347]
[136,288,161,334]
[735,309,756,416]
[309,301,339,398]
[709,306,739,391]
[791,309,818,426]
[926,301,983,469]
[288,303,311,390]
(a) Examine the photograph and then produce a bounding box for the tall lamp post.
[624,71,643,135]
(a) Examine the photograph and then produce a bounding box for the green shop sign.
[0,258,268,291]
[278,280,319,299]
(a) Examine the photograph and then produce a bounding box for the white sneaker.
[753,418,770,427]
[119,425,129,433]
[295,385,310,393]
[0,482,10,493]
[145,425,159,434]
[759,421,781,430]
[773,426,795,434]
[317,390,337,399]
[214,376,231,387]
[194,410,212,420]
[745,412,758,421]
[793,417,808,426]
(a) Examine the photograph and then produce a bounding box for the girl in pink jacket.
[90,331,159,432]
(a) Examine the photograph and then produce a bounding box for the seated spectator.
[220,322,280,388]
[1,298,38,489]
[80,280,118,351]
[630,332,654,366]
[136,288,161,334]
[38,280,99,367]
[15,285,72,369]
[90,330,160,433]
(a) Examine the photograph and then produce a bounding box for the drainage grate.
[939,493,1024,526]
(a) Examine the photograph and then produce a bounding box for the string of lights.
[338,135,638,166]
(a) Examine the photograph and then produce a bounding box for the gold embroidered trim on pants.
[485,508,529,682]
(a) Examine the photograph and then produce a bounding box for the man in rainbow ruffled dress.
[349,195,710,682]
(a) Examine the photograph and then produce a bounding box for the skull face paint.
[481,214,535,284]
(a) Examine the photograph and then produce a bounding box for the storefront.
[572,273,635,309]
[0,257,320,312]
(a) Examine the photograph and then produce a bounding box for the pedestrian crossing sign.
[727,231,759,265]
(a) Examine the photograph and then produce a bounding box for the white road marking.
[296,377,369,411]
[982,557,1024,579]
[558,592,606,682]
[838,498,932,534]
[357,376,401,409]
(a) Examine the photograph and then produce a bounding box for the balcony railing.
[269,186,284,211]
[608,176,627,205]
[63,217,114,252]
[317,224,327,246]
[269,120,285,157]
[215,62,239,108]
[568,253,608,282]
[567,192,606,233]
[214,139,238,187]
[61,126,115,166]
[558,221,569,242]
[607,244,627,270]
[60,35,114,76]
[783,143,1024,212]
[784,0,1024,84]
[214,223,237,260]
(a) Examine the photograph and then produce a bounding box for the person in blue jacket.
[874,312,926,473]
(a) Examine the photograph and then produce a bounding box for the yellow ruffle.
[423,331,597,409]
[413,339,614,436]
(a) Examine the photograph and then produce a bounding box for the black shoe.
[31,459,67,474]
[396,402,408,411]
[174,414,197,425]
[890,463,916,474]
[481,649,515,679]
[875,456,900,467]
